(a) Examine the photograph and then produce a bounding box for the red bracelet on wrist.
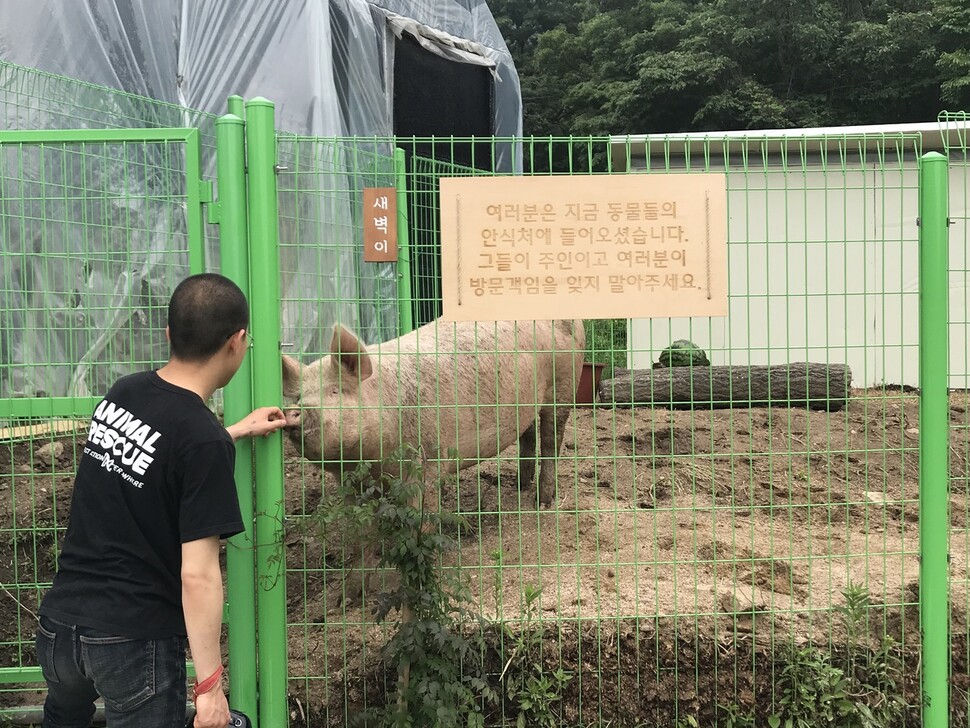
[192,664,224,701]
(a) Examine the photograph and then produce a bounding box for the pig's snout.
[284,408,302,429]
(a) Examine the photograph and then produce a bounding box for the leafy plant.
[835,583,907,728]
[769,645,856,728]
[716,703,756,728]
[766,583,907,728]
[489,556,572,728]
[303,446,497,728]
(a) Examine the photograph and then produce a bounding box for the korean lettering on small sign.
[363,187,398,263]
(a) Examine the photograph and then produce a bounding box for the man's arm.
[182,536,230,728]
[226,406,286,442]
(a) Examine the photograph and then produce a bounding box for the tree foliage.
[488,0,970,135]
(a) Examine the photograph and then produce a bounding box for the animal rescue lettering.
[85,400,162,480]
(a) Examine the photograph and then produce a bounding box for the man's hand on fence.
[226,406,287,441]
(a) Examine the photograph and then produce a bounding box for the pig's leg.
[537,404,570,507]
[517,421,537,492]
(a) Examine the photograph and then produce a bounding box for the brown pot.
[575,361,606,405]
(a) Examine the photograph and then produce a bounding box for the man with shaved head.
[36,273,285,728]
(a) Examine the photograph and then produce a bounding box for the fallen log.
[598,362,852,412]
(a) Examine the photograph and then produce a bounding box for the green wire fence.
[0,58,967,728]
[940,109,970,725]
[0,127,208,695]
[276,130,957,728]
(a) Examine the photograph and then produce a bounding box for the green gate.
[0,99,291,728]
[0,127,209,701]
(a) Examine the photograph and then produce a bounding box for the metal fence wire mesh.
[277,133,963,727]
[0,57,968,727]
[1,138,196,398]
[404,149,486,327]
[0,60,213,136]
[941,109,970,722]
[0,61,219,402]
[0,59,221,270]
[276,136,402,356]
[0,135,202,695]
[0,62,215,709]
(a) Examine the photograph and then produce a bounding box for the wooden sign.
[363,187,398,262]
[438,173,728,321]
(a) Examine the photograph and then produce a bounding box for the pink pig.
[282,317,586,508]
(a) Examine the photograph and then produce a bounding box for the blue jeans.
[35,615,188,728]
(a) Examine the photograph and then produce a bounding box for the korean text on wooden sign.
[363,187,398,262]
[438,174,728,321]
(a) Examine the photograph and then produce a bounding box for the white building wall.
[626,162,969,389]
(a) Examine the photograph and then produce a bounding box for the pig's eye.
[330,387,339,396]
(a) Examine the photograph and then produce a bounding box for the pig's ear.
[281,355,304,398]
[329,324,374,382]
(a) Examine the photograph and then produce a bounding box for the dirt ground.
[2,387,970,726]
[279,387,970,726]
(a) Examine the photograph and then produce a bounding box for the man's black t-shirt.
[39,371,244,639]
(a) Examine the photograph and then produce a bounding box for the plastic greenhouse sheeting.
[0,0,522,399]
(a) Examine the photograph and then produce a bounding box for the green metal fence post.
[228,94,245,120]
[245,97,289,728]
[918,150,950,728]
[185,128,207,274]
[394,148,414,335]
[215,106,259,725]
